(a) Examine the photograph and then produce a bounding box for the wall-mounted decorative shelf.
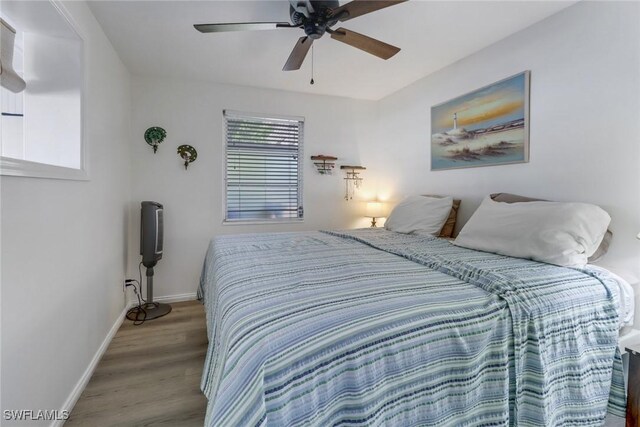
[340,165,366,201]
[311,155,338,175]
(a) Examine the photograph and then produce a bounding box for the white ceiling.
[88,1,576,100]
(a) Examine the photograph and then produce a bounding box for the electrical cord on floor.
[126,281,147,325]
[125,262,157,325]
[125,280,158,326]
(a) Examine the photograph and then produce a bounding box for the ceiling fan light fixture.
[304,21,326,39]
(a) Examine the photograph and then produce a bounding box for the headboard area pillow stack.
[454,195,611,268]
[385,196,454,236]
[490,193,612,262]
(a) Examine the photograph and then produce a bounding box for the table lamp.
[366,201,385,227]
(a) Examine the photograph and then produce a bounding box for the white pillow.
[453,197,611,268]
[385,196,453,235]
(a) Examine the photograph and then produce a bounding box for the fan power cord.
[125,279,157,325]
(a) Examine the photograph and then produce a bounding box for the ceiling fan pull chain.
[310,44,315,85]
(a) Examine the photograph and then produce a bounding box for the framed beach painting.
[431,71,530,171]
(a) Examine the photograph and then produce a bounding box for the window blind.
[224,111,304,222]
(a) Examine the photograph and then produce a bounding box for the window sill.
[223,219,304,226]
[1,157,89,181]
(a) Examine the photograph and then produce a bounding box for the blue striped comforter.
[198,229,625,426]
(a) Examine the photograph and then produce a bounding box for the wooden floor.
[67,301,208,427]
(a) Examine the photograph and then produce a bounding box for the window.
[1,1,85,180]
[224,110,304,222]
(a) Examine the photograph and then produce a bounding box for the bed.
[198,228,628,426]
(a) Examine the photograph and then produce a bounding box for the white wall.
[362,1,640,282]
[0,1,131,424]
[129,77,376,299]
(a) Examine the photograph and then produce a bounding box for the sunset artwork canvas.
[431,71,530,170]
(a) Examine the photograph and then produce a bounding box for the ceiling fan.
[194,0,407,71]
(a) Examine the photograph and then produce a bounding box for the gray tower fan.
[127,201,172,321]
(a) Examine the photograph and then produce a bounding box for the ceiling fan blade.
[330,27,400,60]
[331,0,408,22]
[194,22,295,33]
[283,36,313,71]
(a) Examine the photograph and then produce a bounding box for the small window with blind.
[224,110,304,223]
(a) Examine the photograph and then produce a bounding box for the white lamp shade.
[366,201,384,218]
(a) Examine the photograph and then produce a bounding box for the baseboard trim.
[153,292,198,303]
[53,303,130,427]
[127,292,198,306]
